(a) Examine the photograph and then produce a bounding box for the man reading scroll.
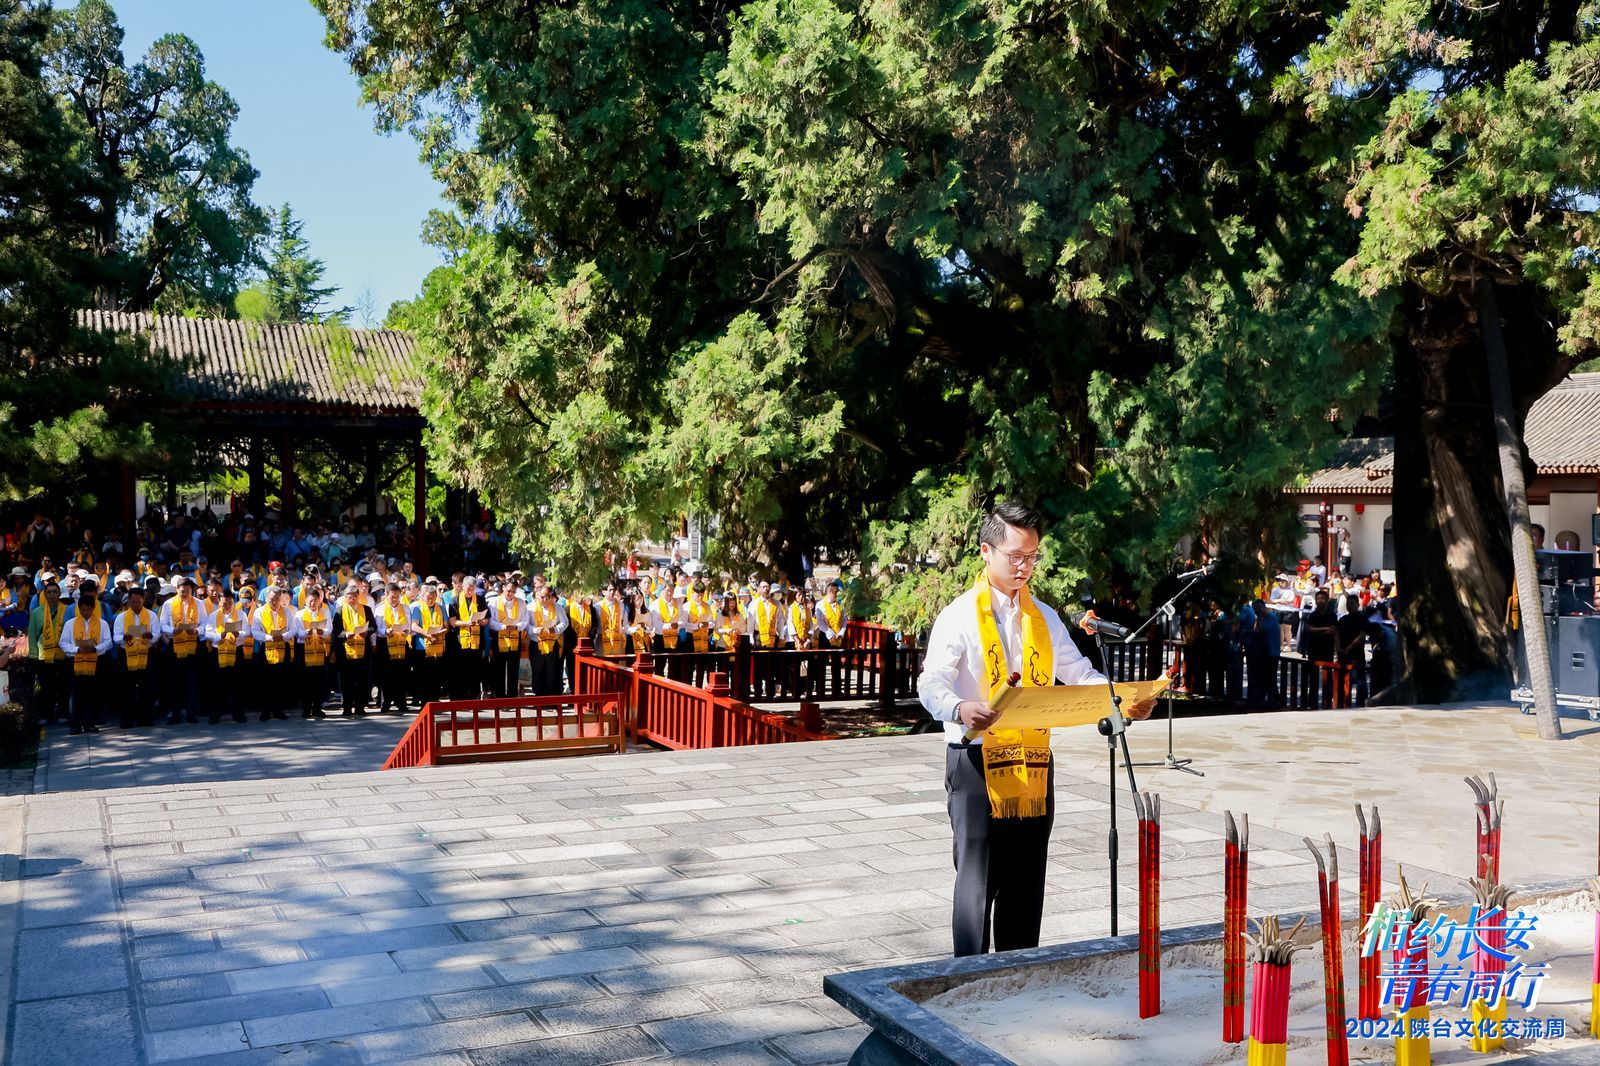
[919,501,1154,957]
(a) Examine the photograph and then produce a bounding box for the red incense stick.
[1356,804,1381,1020]
[1223,811,1248,1043]
[1136,791,1161,1017]
[1307,835,1350,1066]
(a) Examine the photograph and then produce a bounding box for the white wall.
[1545,492,1597,551]
[1296,502,1393,574]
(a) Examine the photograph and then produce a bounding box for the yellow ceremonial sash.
[497,598,524,653]
[171,597,199,658]
[974,573,1054,820]
[822,601,842,643]
[120,608,152,670]
[342,604,366,660]
[689,599,712,651]
[259,606,290,665]
[756,599,778,647]
[657,597,680,650]
[570,603,593,638]
[531,602,559,654]
[383,603,409,655]
[420,602,445,657]
[40,603,65,663]
[301,609,329,666]
[73,606,100,675]
[599,601,625,654]
[457,596,482,650]
[789,603,811,645]
[216,605,249,668]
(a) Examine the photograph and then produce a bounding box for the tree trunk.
[1478,277,1562,740]
[1388,293,1513,703]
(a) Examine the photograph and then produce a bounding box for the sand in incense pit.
[925,893,1599,1065]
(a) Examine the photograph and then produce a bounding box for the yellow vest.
[788,602,812,644]
[456,596,483,651]
[688,598,712,652]
[755,599,778,648]
[599,601,625,654]
[383,602,409,656]
[821,600,843,643]
[532,601,559,654]
[300,609,329,666]
[215,604,253,668]
[498,597,525,653]
[39,602,65,663]
[570,602,593,638]
[341,603,367,660]
[73,606,101,675]
[120,607,153,670]
[258,605,291,665]
[657,596,680,650]
[419,601,446,657]
[171,597,200,658]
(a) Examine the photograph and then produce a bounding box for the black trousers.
[302,661,331,713]
[261,659,294,716]
[946,743,1055,958]
[449,648,484,699]
[121,665,155,726]
[339,656,369,713]
[69,669,100,730]
[34,659,70,722]
[216,656,254,720]
[490,645,521,698]
[378,646,409,711]
[413,653,444,705]
[531,649,562,696]
[168,654,201,722]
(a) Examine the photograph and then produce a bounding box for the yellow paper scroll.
[980,678,1171,733]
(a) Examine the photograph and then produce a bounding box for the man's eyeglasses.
[992,548,1044,568]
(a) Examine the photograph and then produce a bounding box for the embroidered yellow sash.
[259,606,290,665]
[532,602,559,655]
[40,603,64,663]
[216,605,250,667]
[570,602,593,638]
[755,600,777,647]
[342,604,366,660]
[121,608,152,670]
[499,599,525,653]
[419,602,445,657]
[657,596,680,650]
[688,599,712,651]
[599,601,624,654]
[301,609,329,666]
[172,597,199,659]
[822,601,842,644]
[975,573,1054,820]
[789,603,811,645]
[73,606,100,675]
[457,596,482,651]
[383,603,409,655]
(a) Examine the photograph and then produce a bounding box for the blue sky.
[112,1,445,323]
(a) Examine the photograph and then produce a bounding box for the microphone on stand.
[1070,610,1131,641]
[1174,560,1217,582]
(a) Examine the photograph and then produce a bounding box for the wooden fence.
[381,693,625,769]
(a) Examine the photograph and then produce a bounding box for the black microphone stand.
[1123,570,1209,777]
[1094,633,1145,937]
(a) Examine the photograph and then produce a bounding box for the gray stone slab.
[16,921,128,1000]
[355,1013,548,1062]
[20,866,119,929]
[139,944,307,981]
[466,1027,664,1066]
[536,986,712,1035]
[298,923,462,960]
[429,975,594,1020]
[144,986,329,1032]
[146,1021,250,1063]
[243,998,434,1046]
[488,945,648,985]
[13,990,137,1066]
[324,966,501,1007]
[593,956,758,995]
[643,1001,834,1053]
[225,952,401,994]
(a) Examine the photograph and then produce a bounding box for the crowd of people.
[0,508,855,735]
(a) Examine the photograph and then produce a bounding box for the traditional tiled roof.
[79,310,422,417]
[1292,372,1600,495]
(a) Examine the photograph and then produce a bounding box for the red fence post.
[630,647,652,742]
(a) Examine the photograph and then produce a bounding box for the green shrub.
[0,702,33,766]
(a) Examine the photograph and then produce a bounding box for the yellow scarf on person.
[599,600,625,654]
[975,572,1054,820]
[341,603,366,660]
[688,597,712,652]
[570,601,593,639]
[383,602,409,655]
[821,600,843,644]
[532,601,559,655]
[301,608,329,666]
[498,597,525,653]
[39,602,65,663]
[259,605,290,665]
[215,603,252,667]
[419,601,446,657]
[457,595,482,651]
[789,602,812,645]
[657,596,680,650]
[120,607,153,671]
[755,599,778,647]
[73,603,100,675]
[171,596,200,659]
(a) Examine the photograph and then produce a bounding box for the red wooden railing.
[382,693,624,769]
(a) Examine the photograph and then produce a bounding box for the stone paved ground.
[9,700,1591,1066]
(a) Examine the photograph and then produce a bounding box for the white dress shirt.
[919,583,1107,745]
[114,607,164,646]
[60,616,113,657]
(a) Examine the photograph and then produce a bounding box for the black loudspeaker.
[1556,616,1600,698]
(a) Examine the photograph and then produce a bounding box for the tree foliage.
[235,204,348,323]
[317,0,1393,615]
[0,0,184,508]
[44,0,266,313]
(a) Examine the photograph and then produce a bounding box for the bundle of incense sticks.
[1306,835,1350,1066]
[1244,914,1310,1066]
[1356,804,1382,1020]
[1135,790,1162,1018]
[1389,869,1441,1066]
[1590,875,1599,1040]
[1468,875,1513,1053]
[1465,774,1503,881]
[1224,811,1250,1043]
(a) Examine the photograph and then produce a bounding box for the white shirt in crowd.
[745,597,789,643]
[919,583,1107,746]
[59,614,113,657]
[160,597,213,641]
[114,606,165,646]
[524,600,568,642]
[251,603,305,644]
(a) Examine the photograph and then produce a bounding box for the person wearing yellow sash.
[114,584,162,727]
[27,581,70,725]
[917,502,1153,958]
[409,580,448,704]
[686,584,715,653]
[334,581,375,716]
[528,584,567,695]
[251,585,298,721]
[560,590,592,693]
[625,588,654,657]
[59,585,111,735]
[747,582,784,649]
[375,582,414,712]
[204,586,254,723]
[786,589,814,651]
[449,577,488,698]
[297,585,333,719]
[598,584,627,656]
[487,576,527,698]
[160,576,210,725]
[814,583,846,648]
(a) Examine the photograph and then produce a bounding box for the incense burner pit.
[825,885,1599,1066]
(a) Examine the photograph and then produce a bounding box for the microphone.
[1071,610,1131,641]
[1175,561,1216,582]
